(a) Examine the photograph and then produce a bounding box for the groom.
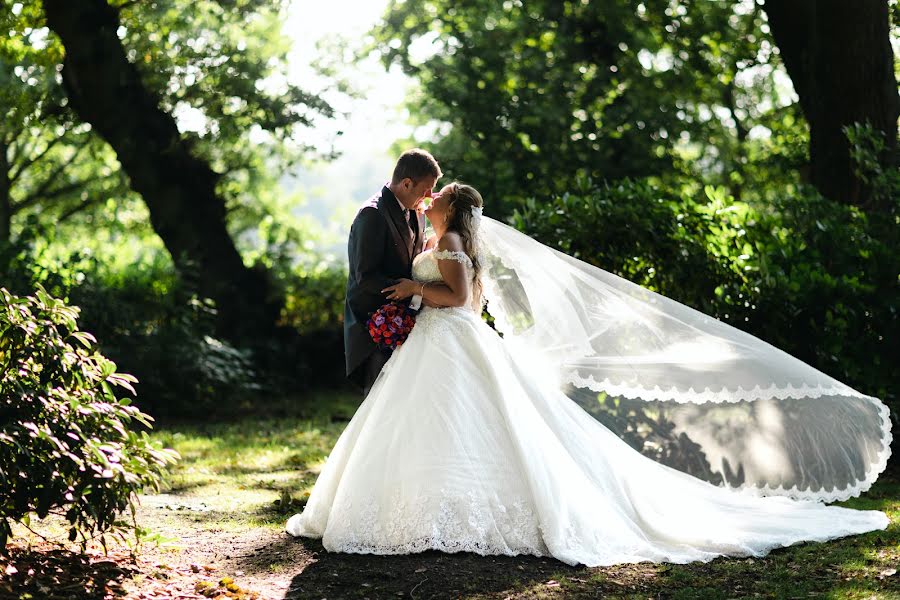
[344,149,442,395]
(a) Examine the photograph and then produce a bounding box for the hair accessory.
[471,205,483,230]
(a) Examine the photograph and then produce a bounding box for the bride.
[286,182,891,566]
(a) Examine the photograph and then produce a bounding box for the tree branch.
[9,135,67,185]
[13,171,119,214]
[57,194,103,223]
[12,137,90,210]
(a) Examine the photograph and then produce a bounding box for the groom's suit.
[344,185,426,391]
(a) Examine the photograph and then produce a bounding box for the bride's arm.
[420,233,471,308]
[381,233,471,307]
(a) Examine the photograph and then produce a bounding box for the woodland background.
[1,1,899,598]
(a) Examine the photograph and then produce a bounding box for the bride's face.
[424,185,454,226]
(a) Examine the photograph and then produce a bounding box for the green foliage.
[845,122,900,211]
[70,270,263,420]
[280,265,346,334]
[112,0,337,232]
[513,177,744,316]
[0,1,131,243]
[747,192,898,408]
[239,190,347,335]
[514,173,899,415]
[0,219,348,418]
[376,0,786,215]
[0,286,178,552]
[0,228,263,418]
[0,0,335,252]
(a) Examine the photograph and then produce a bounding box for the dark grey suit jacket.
[344,186,425,383]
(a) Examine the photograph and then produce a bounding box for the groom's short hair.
[391,148,442,184]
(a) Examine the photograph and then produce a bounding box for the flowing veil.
[478,216,892,503]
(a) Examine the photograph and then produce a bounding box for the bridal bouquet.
[367,302,416,350]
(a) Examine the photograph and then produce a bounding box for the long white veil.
[478,216,892,502]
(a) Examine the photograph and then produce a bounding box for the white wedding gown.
[286,247,889,567]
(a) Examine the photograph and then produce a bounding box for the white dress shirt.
[396,196,424,310]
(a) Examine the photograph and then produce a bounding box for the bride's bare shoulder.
[437,231,464,251]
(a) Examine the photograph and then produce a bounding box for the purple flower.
[367,302,417,350]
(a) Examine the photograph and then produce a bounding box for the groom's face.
[402,176,437,210]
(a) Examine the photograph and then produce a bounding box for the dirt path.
[113,497,612,599]
[5,483,899,600]
[4,495,607,600]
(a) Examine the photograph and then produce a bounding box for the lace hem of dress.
[565,371,893,503]
[327,537,548,560]
[323,487,550,561]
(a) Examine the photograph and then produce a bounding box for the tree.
[1,0,336,341]
[31,0,334,341]
[0,3,128,244]
[763,0,899,208]
[39,0,272,340]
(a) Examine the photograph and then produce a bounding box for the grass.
[140,391,362,529]
[6,391,899,599]
[141,397,900,599]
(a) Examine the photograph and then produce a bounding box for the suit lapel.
[377,187,414,263]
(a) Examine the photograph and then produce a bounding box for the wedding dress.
[286,218,891,567]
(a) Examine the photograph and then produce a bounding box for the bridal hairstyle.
[443,182,484,308]
[391,148,442,184]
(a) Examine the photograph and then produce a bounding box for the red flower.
[366,302,417,350]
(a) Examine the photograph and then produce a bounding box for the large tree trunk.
[42,0,282,341]
[763,0,899,208]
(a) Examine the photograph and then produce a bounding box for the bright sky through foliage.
[283,0,413,155]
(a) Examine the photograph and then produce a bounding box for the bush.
[512,177,754,318]
[0,209,353,418]
[0,233,266,419]
[69,270,262,420]
[0,286,178,551]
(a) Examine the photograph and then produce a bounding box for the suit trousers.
[362,348,392,397]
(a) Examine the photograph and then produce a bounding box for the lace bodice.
[412,248,473,283]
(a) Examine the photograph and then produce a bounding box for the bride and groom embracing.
[287,149,891,567]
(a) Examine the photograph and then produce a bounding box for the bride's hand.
[382,278,420,301]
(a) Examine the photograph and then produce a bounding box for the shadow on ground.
[277,538,591,600]
[0,545,138,600]
[271,527,900,600]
